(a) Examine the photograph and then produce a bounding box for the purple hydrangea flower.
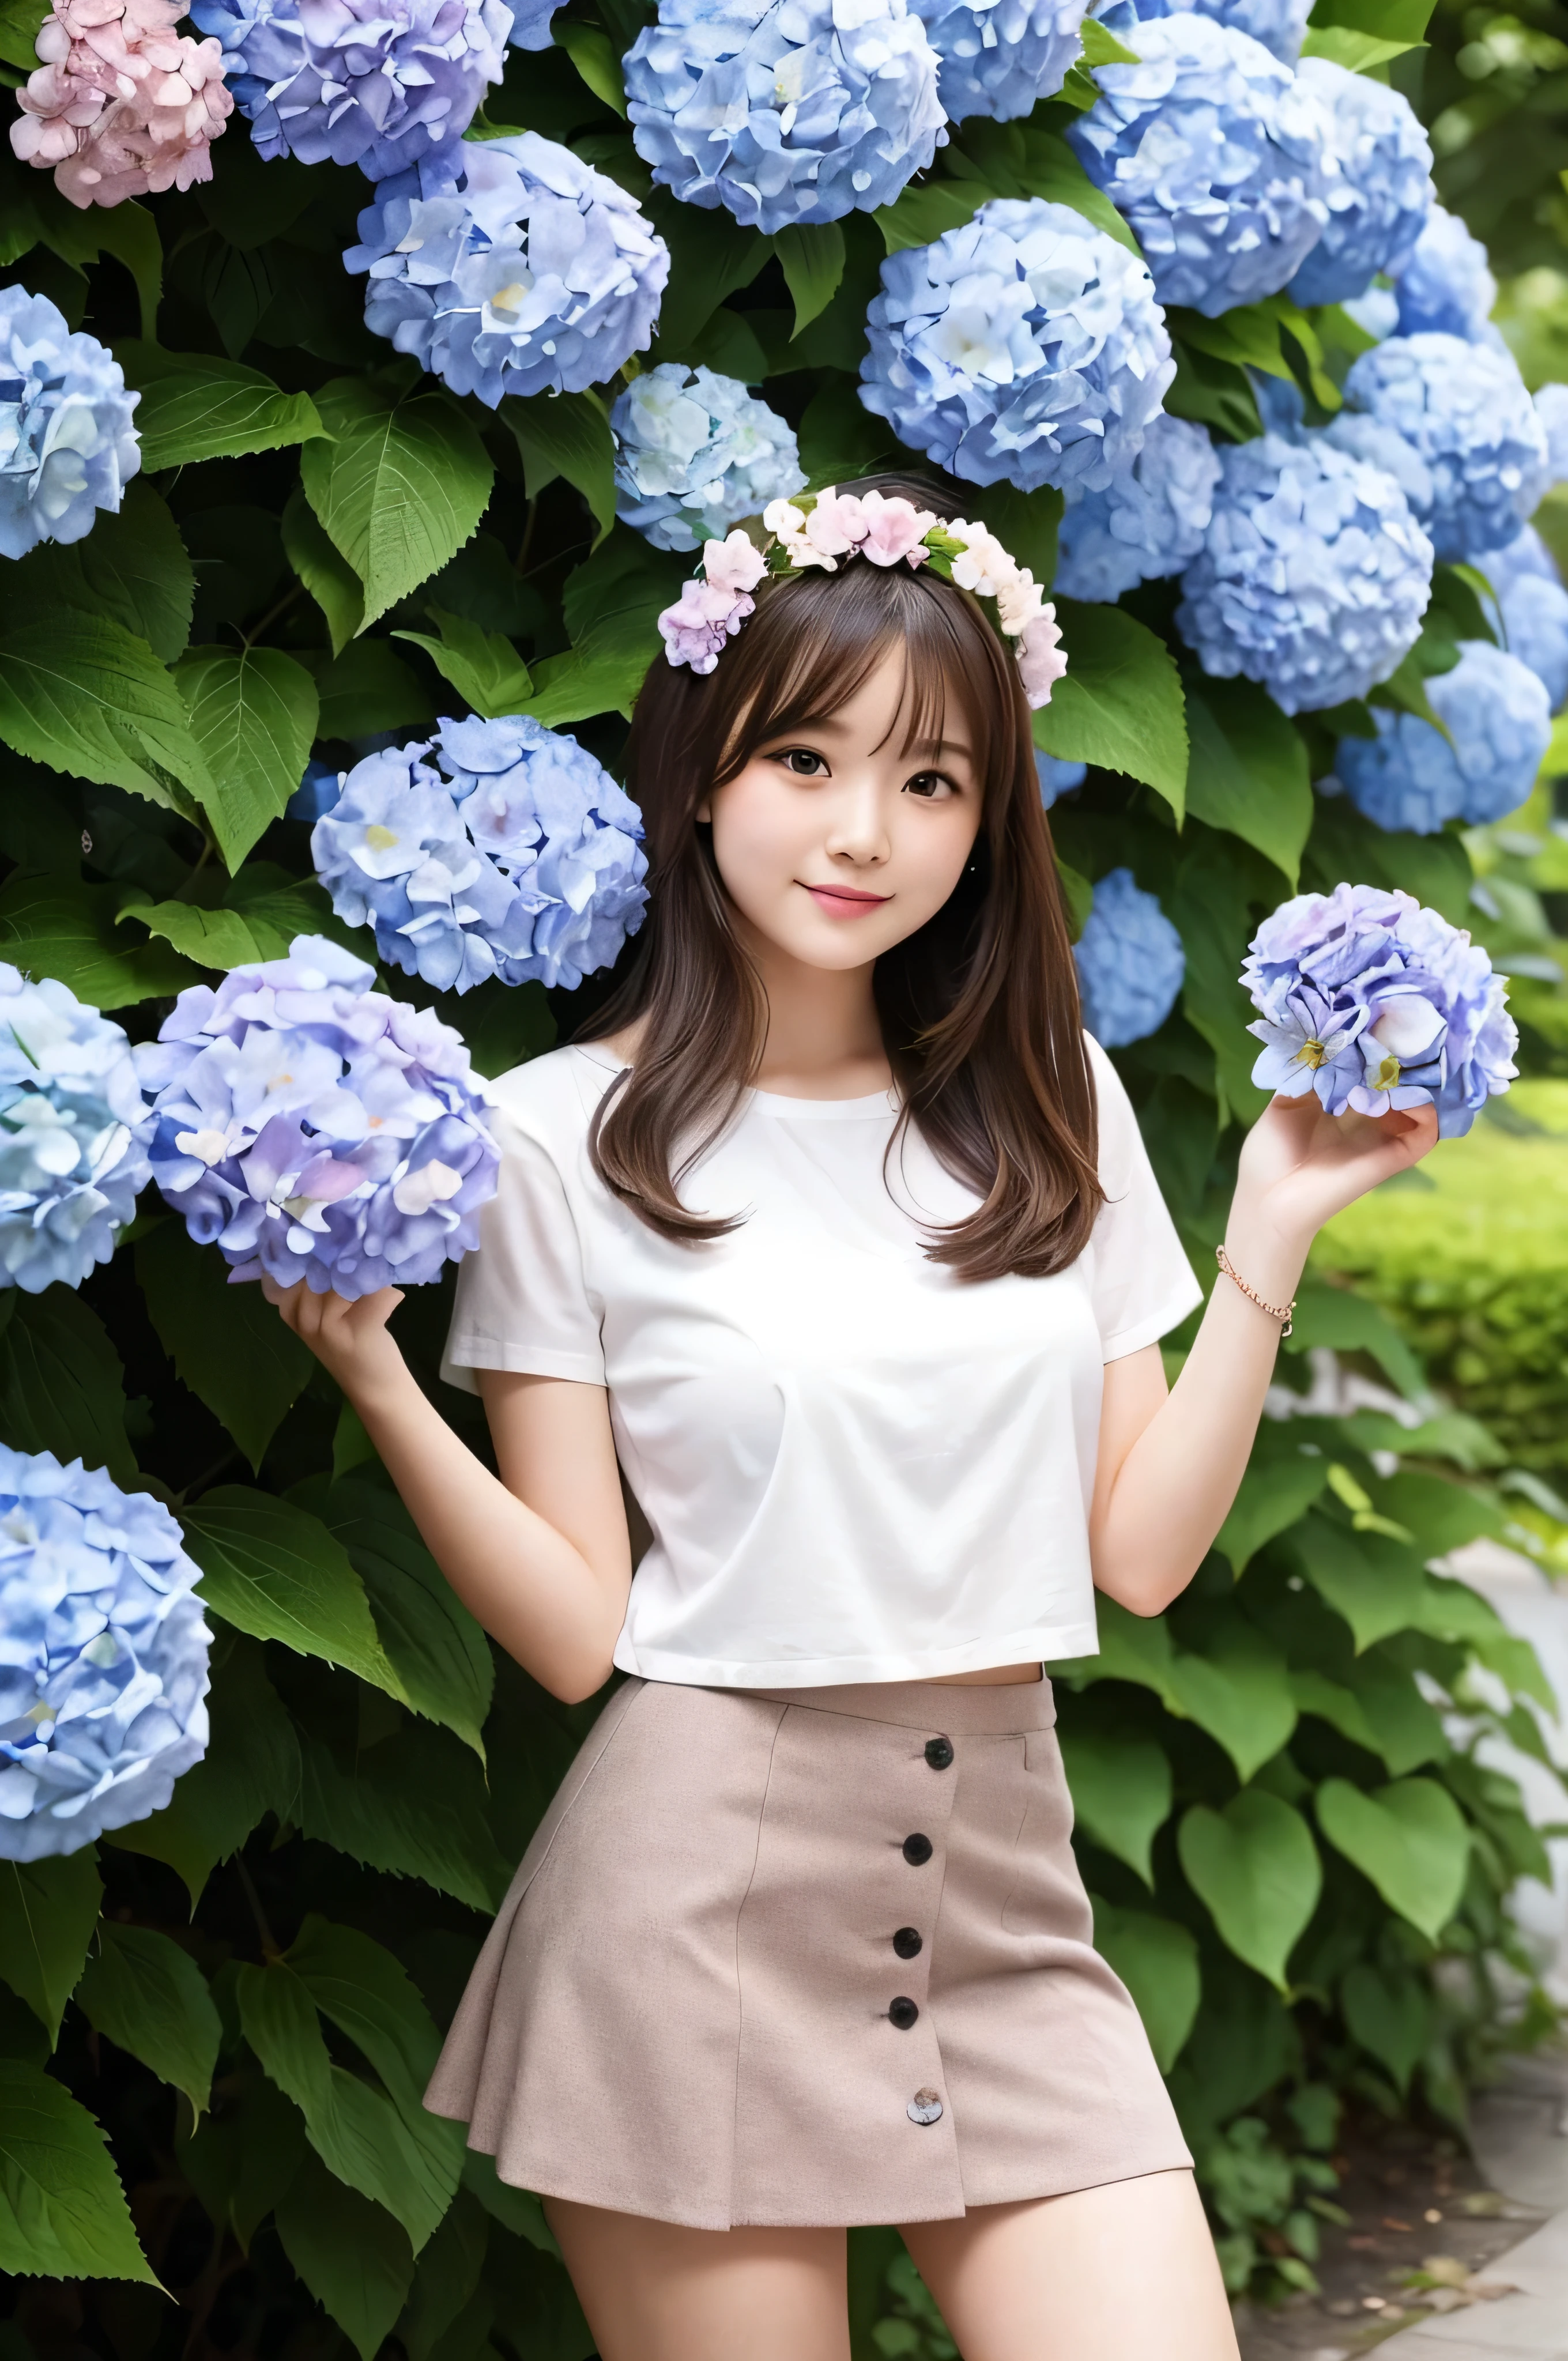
[624,0,947,234]
[0,967,153,1295]
[1067,14,1333,317]
[859,196,1174,493]
[191,0,512,178]
[611,364,804,551]
[134,936,500,1300]
[1074,866,1185,1046]
[312,715,649,993]
[1286,56,1432,309]
[1242,880,1517,1136]
[1175,429,1433,715]
[508,0,557,44]
[0,1449,210,1862]
[1341,333,1549,561]
[1393,203,1495,342]
[911,0,1086,125]
[347,133,670,404]
[0,286,140,562]
[1118,0,1310,64]
[1336,640,1552,833]
[1054,410,1220,603]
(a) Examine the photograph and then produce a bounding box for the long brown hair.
[585,474,1102,1282]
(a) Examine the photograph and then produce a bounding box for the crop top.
[442,1039,1203,1687]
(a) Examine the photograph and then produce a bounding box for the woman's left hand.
[1234,1089,1439,1249]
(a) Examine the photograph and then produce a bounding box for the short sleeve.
[441,1100,606,1393]
[1083,1035,1204,1361]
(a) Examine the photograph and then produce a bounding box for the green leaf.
[0,0,46,71]
[774,222,847,335]
[941,120,1140,252]
[0,610,213,813]
[1291,1669,1382,1759]
[1283,1278,1426,1401]
[0,1853,102,2041]
[296,1721,511,1913]
[303,1480,494,1759]
[1058,1732,1171,1885]
[393,608,533,722]
[0,870,202,1011]
[1170,833,1274,1124]
[107,1638,301,1910]
[179,2067,307,2253]
[182,1487,405,1699]
[1340,1656,1449,1776]
[1292,1514,1425,1651]
[135,1220,313,1474]
[1300,23,1422,67]
[1310,0,1434,43]
[505,389,617,549]
[1165,341,1263,442]
[22,482,194,666]
[646,193,773,349]
[402,2189,490,2361]
[74,1927,222,2118]
[524,529,688,727]
[875,182,986,254]
[1163,1622,1298,1784]
[553,16,626,110]
[1170,304,1292,384]
[118,871,350,977]
[1090,1902,1200,2072]
[1315,1775,1469,1942]
[1215,1436,1330,1575]
[1079,13,1138,63]
[1339,1962,1429,2093]
[276,2150,417,2361]
[1413,1575,1555,1710]
[1177,1791,1322,1991]
[285,1917,458,2145]
[311,639,436,740]
[282,486,365,656]
[119,343,326,470]
[32,198,161,344]
[301,378,494,632]
[796,378,898,488]
[1183,680,1313,887]
[0,2061,157,2283]
[0,1285,135,1484]
[175,646,321,872]
[1032,602,1188,817]
[967,481,1061,602]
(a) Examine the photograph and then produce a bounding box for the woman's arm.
[1088,1092,1438,1616]
[261,1282,632,1701]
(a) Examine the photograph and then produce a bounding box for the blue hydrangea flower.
[1341,282,1399,342]
[191,0,512,178]
[0,969,153,1296]
[1342,332,1550,560]
[1118,0,1310,65]
[1535,382,1568,486]
[347,134,670,405]
[1054,411,1219,602]
[610,364,805,552]
[312,715,649,994]
[1320,408,1433,518]
[1393,203,1495,342]
[1066,14,1332,318]
[0,1449,210,1862]
[860,197,1173,492]
[0,288,140,563]
[1477,530,1568,713]
[624,0,947,235]
[1074,868,1185,1046]
[911,0,1085,125]
[1337,641,1552,833]
[1286,57,1432,308]
[1242,880,1517,1136]
[508,0,557,45]
[287,760,344,823]
[1175,430,1433,715]
[1036,750,1086,806]
[135,936,500,1300]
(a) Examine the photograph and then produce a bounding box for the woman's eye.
[904,770,955,800]
[775,748,827,776]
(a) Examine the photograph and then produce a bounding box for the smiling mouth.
[800,881,893,914]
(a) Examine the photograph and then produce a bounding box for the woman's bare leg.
[544,2200,851,2361]
[900,2170,1239,2361]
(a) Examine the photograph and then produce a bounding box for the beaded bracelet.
[1215,1245,1295,1339]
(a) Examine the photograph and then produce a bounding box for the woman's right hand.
[260,1276,409,1404]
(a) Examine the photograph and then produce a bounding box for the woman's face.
[698,648,984,974]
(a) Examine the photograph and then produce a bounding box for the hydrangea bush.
[0,1447,210,1860]
[0,968,152,1293]
[1286,56,1432,309]
[1054,410,1219,603]
[1480,530,1568,712]
[1118,0,1311,62]
[911,0,1086,125]
[1335,640,1553,834]
[610,364,804,550]
[0,286,140,558]
[1393,202,1497,341]
[1341,332,1549,559]
[12,0,232,205]
[1073,865,1186,1045]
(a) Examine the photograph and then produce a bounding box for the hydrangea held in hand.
[137,936,499,1300]
[625,0,947,234]
[859,197,1173,493]
[611,365,805,553]
[1242,880,1517,1137]
[1286,56,1432,308]
[1054,412,1219,604]
[911,0,1085,126]
[0,287,140,560]
[0,968,153,1295]
[347,134,669,405]
[191,0,510,179]
[0,1448,209,1861]
[1175,430,1434,715]
[1074,868,1185,1048]
[1393,203,1496,342]
[1116,0,1311,64]
[312,717,650,993]
[1067,14,1332,317]
[12,0,231,206]
[1336,641,1552,834]
[1342,333,1549,561]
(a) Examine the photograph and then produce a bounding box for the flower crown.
[655,486,1069,710]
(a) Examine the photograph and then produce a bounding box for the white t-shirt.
[442,1039,1201,1687]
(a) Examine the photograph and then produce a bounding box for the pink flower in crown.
[804,487,869,564]
[946,521,1016,601]
[1017,610,1068,708]
[857,489,937,568]
[763,497,830,571]
[658,576,755,675]
[996,569,1046,638]
[702,529,767,598]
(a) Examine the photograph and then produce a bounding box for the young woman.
[264,476,1437,2361]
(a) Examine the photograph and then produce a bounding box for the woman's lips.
[801,882,892,918]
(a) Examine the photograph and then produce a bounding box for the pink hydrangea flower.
[702,529,767,598]
[10,0,231,207]
[657,576,756,674]
[1017,610,1068,708]
[857,489,937,567]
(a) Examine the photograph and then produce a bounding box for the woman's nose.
[823,776,891,866]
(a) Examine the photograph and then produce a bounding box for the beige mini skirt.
[424,1674,1192,2230]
